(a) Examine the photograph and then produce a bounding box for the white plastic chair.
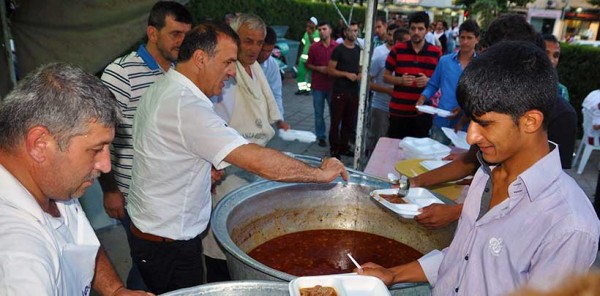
[574,107,600,174]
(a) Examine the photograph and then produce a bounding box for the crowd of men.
[0,2,598,295]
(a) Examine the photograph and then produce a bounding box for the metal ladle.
[387,172,410,197]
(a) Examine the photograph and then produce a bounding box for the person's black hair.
[442,21,449,30]
[343,22,358,36]
[483,14,544,50]
[376,16,387,24]
[317,21,331,28]
[387,23,398,32]
[459,20,480,37]
[542,33,559,44]
[409,12,430,29]
[393,28,409,43]
[148,1,193,29]
[457,41,556,129]
[177,22,240,62]
[264,26,277,45]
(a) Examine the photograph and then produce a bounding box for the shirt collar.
[138,44,172,72]
[407,41,432,55]
[0,164,48,224]
[318,40,336,48]
[518,142,562,201]
[167,69,213,107]
[450,51,460,61]
[451,50,477,61]
[477,141,562,202]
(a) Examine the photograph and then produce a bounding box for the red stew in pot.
[248,229,423,276]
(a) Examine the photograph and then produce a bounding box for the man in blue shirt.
[258,26,285,118]
[416,20,480,145]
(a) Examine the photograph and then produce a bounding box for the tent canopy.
[1,0,187,97]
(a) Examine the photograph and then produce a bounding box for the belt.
[130,223,174,243]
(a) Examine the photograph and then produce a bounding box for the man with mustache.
[0,63,152,296]
[127,22,348,294]
[213,13,289,145]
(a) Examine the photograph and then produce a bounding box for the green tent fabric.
[1,0,187,97]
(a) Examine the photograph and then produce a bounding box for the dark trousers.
[388,114,432,139]
[329,91,358,153]
[204,255,231,283]
[130,232,204,294]
[119,211,147,290]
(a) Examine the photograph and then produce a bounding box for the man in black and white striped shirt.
[98,1,191,289]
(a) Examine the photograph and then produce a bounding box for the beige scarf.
[228,61,282,146]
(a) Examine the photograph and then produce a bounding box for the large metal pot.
[212,162,455,294]
[160,280,289,296]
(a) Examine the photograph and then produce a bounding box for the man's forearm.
[92,248,125,295]
[383,71,401,86]
[305,63,323,73]
[412,147,479,187]
[327,67,350,79]
[390,260,428,283]
[226,144,332,183]
[369,81,392,94]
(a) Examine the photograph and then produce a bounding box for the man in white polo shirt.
[0,63,151,296]
[127,22,348,294]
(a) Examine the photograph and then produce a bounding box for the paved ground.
[97,77,600,287]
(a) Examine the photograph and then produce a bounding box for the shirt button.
[464,255,469,261]
[484,188,490,192]
[455,287,459,292]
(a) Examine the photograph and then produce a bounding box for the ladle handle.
[397,175,410,196]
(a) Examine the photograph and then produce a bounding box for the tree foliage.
[470,0,501,29]
[456,0,533,8]
[588,0,600,6]
[455,0,535,29]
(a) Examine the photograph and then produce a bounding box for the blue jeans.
[430,125,451,146]
[312,90,331,140]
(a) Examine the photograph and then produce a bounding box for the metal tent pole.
[328,0,349,26]
[1,1,17,94]
[353,0,377,170]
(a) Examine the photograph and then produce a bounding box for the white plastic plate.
[416,105,453,117]
[420,160,450,171]
[441,127,470,150]
[404,187,445,208]
[398,137,451,160]
[370,188,444,219]
[278,129,317,143]
[370,188,420,219]
[289,274,390,296]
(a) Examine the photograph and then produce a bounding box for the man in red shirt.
[306,21,338,147]
[384,12,441,139]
